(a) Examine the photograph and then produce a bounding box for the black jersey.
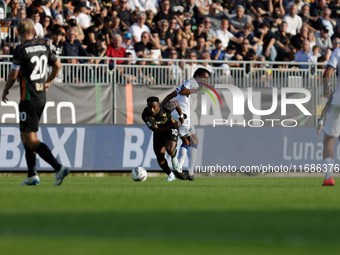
[142,101,176,129]
[12,40,58,101]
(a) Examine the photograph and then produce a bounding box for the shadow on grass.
[1,209,340,243]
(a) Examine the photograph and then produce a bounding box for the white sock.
[171,156,179,171]
[178,144,189,170]
[189,144,198,176]
[324,157,334,180]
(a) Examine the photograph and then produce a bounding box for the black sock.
[159,160,171,175]
[24,145,37,177]
[34,142,61,172]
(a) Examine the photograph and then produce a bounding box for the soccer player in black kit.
[142,96,185,181]
[1,19,70,186]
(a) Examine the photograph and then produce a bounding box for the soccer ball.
[131,167,147,182]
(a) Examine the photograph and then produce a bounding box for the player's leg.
[19,100,70,185]
[322,133,336,186]
[24,144,37,177]
[178,136,189,172]
[180,125,198,181]
[188,132,199,180]
[165,140,177,156]
[155,147,168,174]
[168,139,178,170]
[166,139,186,180]
[166,128,187,180]
[321,108,340,186]
[18,101,40,185]
[21,131,61,171]
[166,126,179,172]
[21,131,70,185]
[154,146,175,181]
[174,123,190,173]
[30,136,70,186]
[19,139,40,186]
[154,135,175,181]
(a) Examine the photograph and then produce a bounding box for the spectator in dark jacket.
[62,28,88,63]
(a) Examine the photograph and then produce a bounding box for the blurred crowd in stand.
[0,0,339,84]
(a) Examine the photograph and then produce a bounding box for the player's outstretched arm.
[179,87,200,96]
[2,69,19,103]
[162,90,177,103]
[45,60,62,91]
[174,101,184,124]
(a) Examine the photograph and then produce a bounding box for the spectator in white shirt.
[74,5,92,30]
[215,19,240,49]
[134,0,159,14]
[129,12,151,44]
[283,4,302,36]
[31,10,44,38]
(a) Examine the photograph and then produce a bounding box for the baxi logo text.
[0,127,85,169]
[200,85,312,127]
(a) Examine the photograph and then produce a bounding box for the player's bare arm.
[174,101,184,124]
[163,87,201,103]
[162,90,177,102]
[318,66,335,134]
[323,66,334,98]
[178,87,200,96]
[317,93,333,135]
[160,95,185,124]
[45,59,62,91]
[2,69,19,103]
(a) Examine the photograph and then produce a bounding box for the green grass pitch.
[0,176,340,255]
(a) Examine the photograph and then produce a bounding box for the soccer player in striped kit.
[2,19,70,186]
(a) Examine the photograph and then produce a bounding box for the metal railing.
[0,18,20,48]
[0,55,10,82]
[60,56,112,84]
[0,56,335,89]
[109,58,335,93]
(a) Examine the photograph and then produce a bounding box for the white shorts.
[178,119,189,137]
[172,112,196,137]
[178,119,196,137]
[186,124,196,137]
[324,105,340,137]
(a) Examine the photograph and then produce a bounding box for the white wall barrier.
[0,125,332,172]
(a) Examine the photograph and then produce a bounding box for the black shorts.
[153,128,179,149]
[19,99,46,132]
